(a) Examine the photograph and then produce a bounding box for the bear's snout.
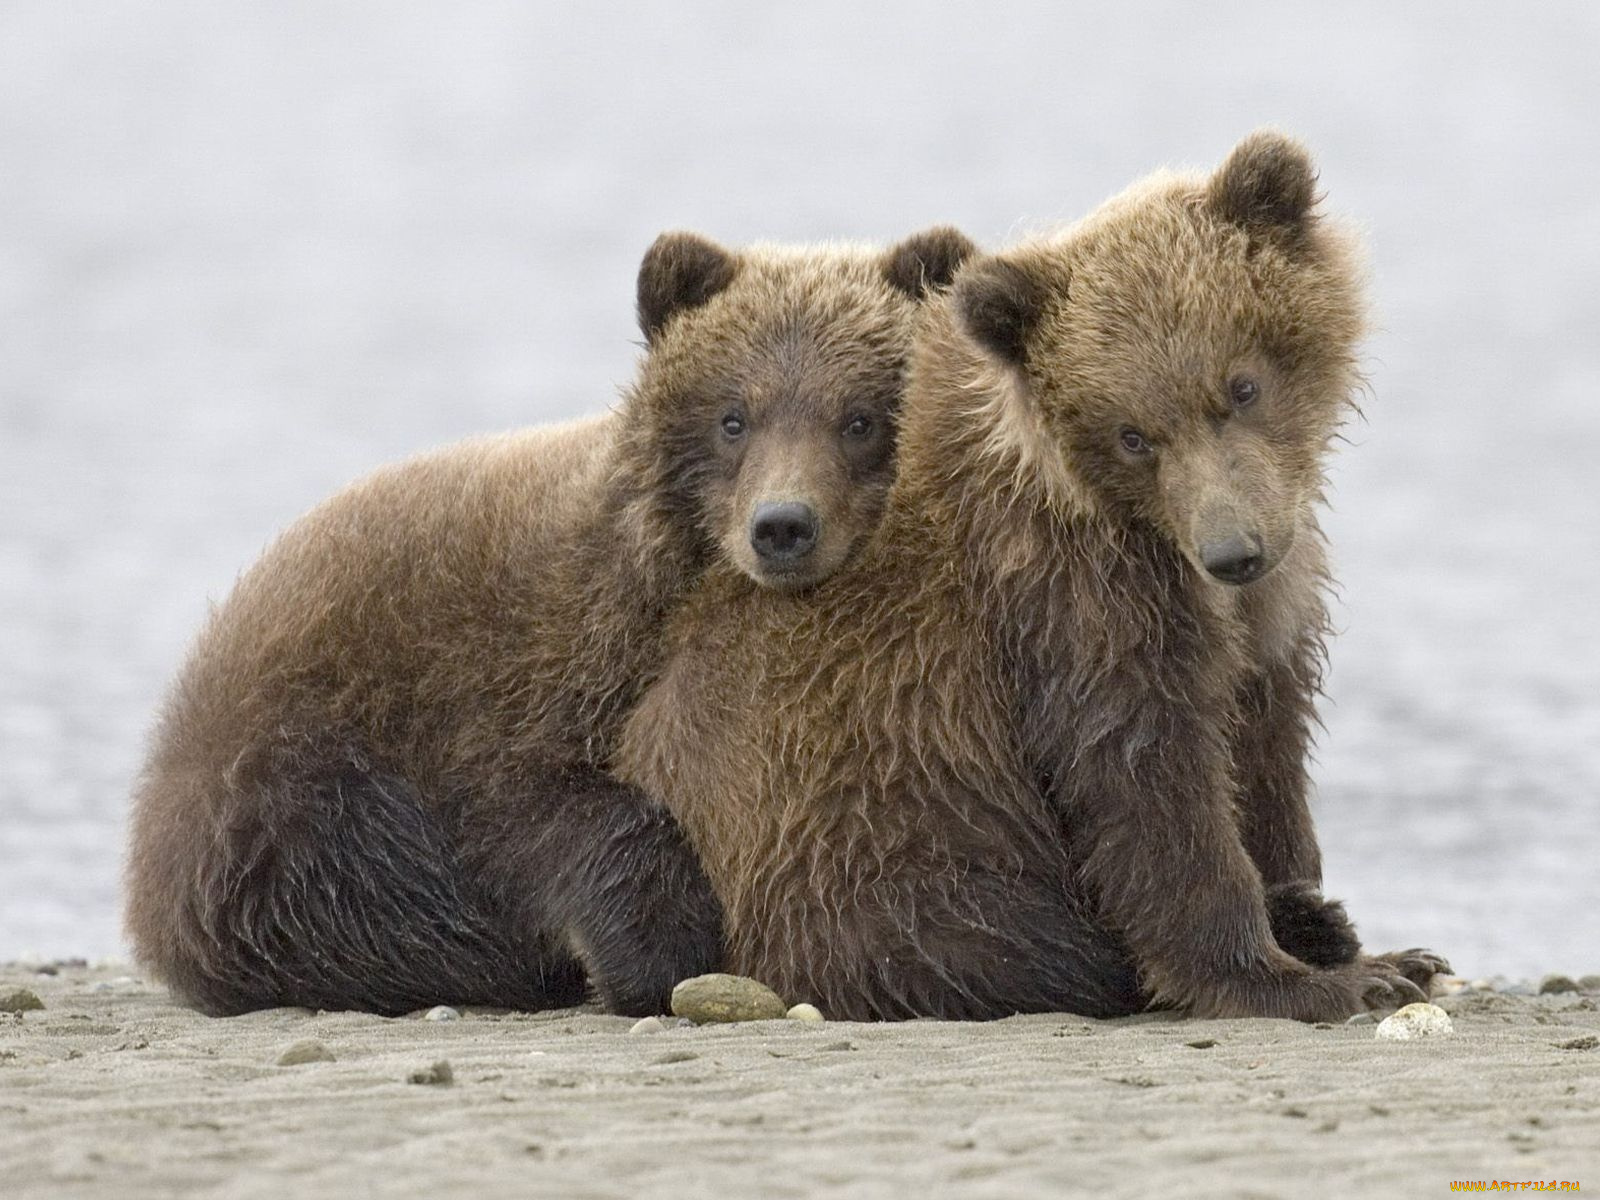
[1198,531,1266,585]
[750,501,820,565]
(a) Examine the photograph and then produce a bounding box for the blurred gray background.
[2,1,1596,978]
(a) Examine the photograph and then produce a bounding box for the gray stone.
[276,1039,335,1066]
[422,1005,460,1021]
[670,974,786,1024]
[0,988,44,1013]
[408,1060,453,1085]
[1539,974,1580,995]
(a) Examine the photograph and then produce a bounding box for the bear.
[124,225,978,1017]
[613,132,1448,1022]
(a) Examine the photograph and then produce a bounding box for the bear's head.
[628,226,976,590]
[954,130,1365,585]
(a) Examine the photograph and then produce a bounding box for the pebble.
[1375,1002,1454,1041]
[407,1060,453,1086]
[785,1003,825,1023]
[1539,974,1580,995]
[629,1016,666,1035]
[422,1005,460,1021]
[1344,1011,1376,1026]
[670,974,786,1024]
[276,1039,335,1066]
[0,987,44,1013]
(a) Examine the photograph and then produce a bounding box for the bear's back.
[145,411,641,797]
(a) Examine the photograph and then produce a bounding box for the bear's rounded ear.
[881,226,980,300]
[1207,130,1318,239]
[637,232,740,344]
[954,257,1046,367]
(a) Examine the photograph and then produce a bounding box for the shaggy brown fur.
[124,227,977,1017]
[615,133,1447,1022]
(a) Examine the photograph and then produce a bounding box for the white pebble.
[785,1003,825,1022]
[629,1016,667,1035]
[422,1005,459,1022]
[1375,1002,1454,1041]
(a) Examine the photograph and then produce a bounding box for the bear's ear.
[881,226,980,300]
[1207,130,1318,239]
[954,257,1046,367]
[637,232,740,344]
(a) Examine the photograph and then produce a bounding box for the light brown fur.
[124,229,977,1016]
[615,133,1445,1021]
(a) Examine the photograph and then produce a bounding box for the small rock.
[1555,1035,1598,1051]
[1345,1011,1376,1026]
[407,1060,453,1086]
[0,988,44,1013]
[1375,1002,1453,1041]
[670,974,786,1024]
[422,1005,459,1022]
[785,1003,824,1023]
[1539,974,1580,995]
[629,1016,666,1035]
[276,1039,335,1066]
[1579,974,1600,993]
[1185,1038,1218,1049]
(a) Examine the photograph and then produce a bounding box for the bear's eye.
[1118,428,1153,456]
[844,415,873,438]
[1229,376,1260,409]
[720,412,746,439]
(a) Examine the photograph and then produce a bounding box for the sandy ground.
[3,964,1597,1199]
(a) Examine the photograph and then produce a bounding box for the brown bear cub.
[125,227,977,1017]
[616,133,1448,1022]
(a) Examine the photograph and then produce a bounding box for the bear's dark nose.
[1199,533,1266,585]
[751,502,820,564]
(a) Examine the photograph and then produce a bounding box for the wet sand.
[4,964,1597,1198]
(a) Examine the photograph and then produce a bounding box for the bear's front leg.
[1237,647,1451,988]
[1232,645,1364,968]
[1232,650,1325,890]
[1057,642,1427,1022]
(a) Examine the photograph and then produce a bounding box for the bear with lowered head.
[616,132,1447,1022]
